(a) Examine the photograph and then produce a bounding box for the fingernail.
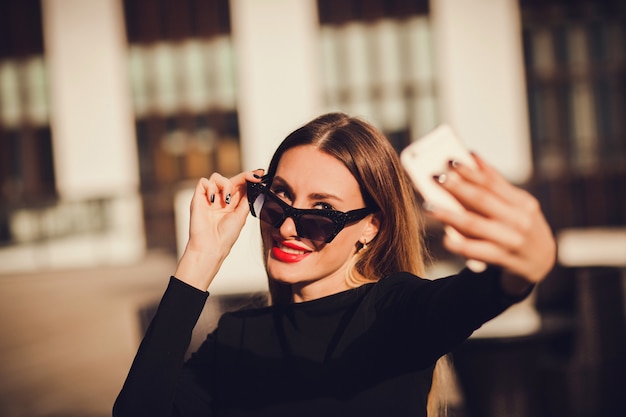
[423,202,436,212]
[444,225,464,244]
[448,160,461,169]
[210,194,215,203]
[253,173,262,179]
[225,194,231,204]
[433,173,447,184]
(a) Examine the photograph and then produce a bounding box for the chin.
[266,264,312,287]
[266,268,297,285]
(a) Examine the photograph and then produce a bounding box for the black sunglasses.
[246,177,373,243]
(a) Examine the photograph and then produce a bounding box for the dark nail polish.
[210,194,215,203]
[253,173,262,179]
[225,194,231,204]
[433,174,447,184]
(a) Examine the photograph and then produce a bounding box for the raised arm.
[113,170,263,417]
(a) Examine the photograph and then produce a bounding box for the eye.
[313,202,334,211]
[270,186,292,202]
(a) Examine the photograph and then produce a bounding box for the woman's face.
[261,145,378,302]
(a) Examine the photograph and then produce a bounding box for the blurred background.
[0,0,625,416]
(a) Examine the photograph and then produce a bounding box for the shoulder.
[377,271,429,287]
[374,271,434,295]
[368,271,434,312]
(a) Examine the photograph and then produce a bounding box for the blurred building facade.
[0,0,536,272]
[0,0,625,416]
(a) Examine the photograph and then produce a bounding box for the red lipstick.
[271,240,311,263]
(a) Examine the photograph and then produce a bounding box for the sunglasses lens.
[259,198,285,227]
[299,214,335,242]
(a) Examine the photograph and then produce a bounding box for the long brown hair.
[263,112,449,416]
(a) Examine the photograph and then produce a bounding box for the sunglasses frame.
[246,176,373,243]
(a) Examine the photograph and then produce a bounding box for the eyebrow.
[272,176,345,203]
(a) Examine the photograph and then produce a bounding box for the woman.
[113,113,556,417]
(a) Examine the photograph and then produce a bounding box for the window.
[0,0,55,245]
[123,0,239,251]
[522,0,626,228]
[317,0,435,152]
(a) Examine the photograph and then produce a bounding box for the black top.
[113,266,529,417]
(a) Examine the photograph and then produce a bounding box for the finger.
[226,169,266,207]
[251,168,266,179]
[191,177,213,208]
[441,229,522,272]
[437,208,556,283]
[428,204,526,253]
[438,155,543,233]
[224,187,251,212]
[208,173,236,206]
[234,190,252,218]
[230,169,266,185]
[445,232,548,284]
[435,170,528,229]
[456,153,530,207]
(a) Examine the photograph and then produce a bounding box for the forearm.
[175,245,228,291]
[413,267,534,356]
[113,277,209,417]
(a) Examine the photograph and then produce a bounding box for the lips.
[271,240,312,263]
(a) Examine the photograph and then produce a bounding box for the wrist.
[499,271,535,299]
[174,246,225,291]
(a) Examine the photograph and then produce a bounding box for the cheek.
[324,229,360,259]
[260,224,273,251]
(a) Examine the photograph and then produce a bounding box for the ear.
[360,213,381,244]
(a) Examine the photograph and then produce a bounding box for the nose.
[278,215,299,239]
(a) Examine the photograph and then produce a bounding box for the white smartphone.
[400,124,487,272]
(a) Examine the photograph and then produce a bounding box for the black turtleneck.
[114,266,529,417]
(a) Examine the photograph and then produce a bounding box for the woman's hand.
[425,154,556,295]
[174,170,264,291]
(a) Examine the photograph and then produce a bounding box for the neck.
[291,275,352,303]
